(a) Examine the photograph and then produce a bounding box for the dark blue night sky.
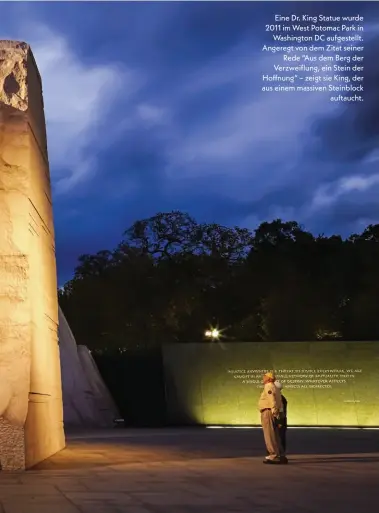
[2,1,379,284]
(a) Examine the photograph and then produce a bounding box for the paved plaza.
[0,427,378,512]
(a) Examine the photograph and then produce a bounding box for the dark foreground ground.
[1,427,378,512]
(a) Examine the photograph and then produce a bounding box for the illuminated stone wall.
[163,341,379,427]
[59,306,119,427]
[0,40,65,470]
[77,345,120,426]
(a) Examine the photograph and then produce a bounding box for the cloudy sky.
[2,1,379,284]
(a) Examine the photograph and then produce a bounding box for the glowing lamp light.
[205,328,220,340]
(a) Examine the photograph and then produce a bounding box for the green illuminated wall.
[162,342,379,427]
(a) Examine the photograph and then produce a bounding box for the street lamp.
[205,328,220,340]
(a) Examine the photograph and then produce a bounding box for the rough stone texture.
[77,345,119,426]
[0,418,25,470]
[59,306,119,427]
[0,40,65,469]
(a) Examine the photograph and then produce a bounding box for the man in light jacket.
[258,371,287,464]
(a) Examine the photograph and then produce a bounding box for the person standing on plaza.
[274,380,288,453]
[258,371,287,464]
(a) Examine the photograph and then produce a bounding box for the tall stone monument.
[59,306,120,428]
[0,40,65,470]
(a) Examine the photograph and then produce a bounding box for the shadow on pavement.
[31,427,379,471]
[289,455,379,464]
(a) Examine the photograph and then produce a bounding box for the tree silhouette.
[58,212,379,351]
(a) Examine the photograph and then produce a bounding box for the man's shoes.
[263,456,289,464]
[263,456,281,464]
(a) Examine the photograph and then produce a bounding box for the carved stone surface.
[77,345,120,426]
[59,306,119,427]
[0,40,65,470]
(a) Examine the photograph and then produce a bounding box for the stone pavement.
[0,428,378,512]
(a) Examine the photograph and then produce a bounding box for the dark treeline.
[59,211,379,352]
